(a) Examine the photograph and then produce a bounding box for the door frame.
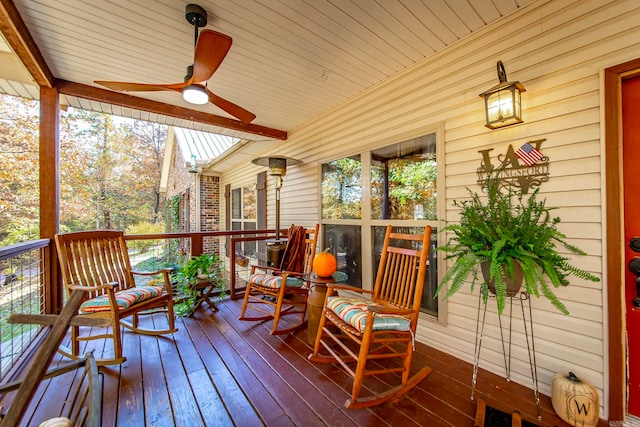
[605,57,640,423]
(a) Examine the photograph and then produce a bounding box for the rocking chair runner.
[308,225,433,409]
[55,230,177,365]
[239,224,319,335]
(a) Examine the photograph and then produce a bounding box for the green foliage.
[372,156,438,220]
[1,93,168,242]
[134,256,175,272]
[125,222,165,252]
[321,157,362,219]
[173,253,226,316]
[170,195,180,231]
[436,177,600,315]
[0,95,40,244]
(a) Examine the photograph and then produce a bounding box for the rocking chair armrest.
[279,270,304,278]
[130,268,173,277]
[250,264,280,274]
[130,268,174,294]
[67,282,116,293]
[368,305,414,316]
[326,283,374,295]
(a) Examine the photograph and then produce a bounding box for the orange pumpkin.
[313,248,337,277]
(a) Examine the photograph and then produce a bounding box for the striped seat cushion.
[248,273,304,289]
[326,296,411,333]
[79,286,164,314]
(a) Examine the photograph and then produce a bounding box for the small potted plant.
[436,176,600,315]
[174,253,225,316]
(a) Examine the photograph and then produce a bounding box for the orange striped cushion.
[79,286,163,313]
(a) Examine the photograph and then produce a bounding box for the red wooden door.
[623,75,640,416]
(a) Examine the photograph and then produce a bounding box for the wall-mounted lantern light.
[188,154,198,173]
[479,60,526,129]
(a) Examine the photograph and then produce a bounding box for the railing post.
[39,87,61,314]
[191,233,203,257]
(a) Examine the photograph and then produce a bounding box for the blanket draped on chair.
[280,225,307,273]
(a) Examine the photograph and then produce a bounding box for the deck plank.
[2,297,598,427]
[185,311,264,426]
[155,318,205,427]
[219,297,429,426]
[196,308,296,427]
[215,299,363,427]
[115,324,144,426]
[139,333,173,426]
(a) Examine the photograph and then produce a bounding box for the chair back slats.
[303,228,319,275]
[374,227,431,312]
[56,231,134,300]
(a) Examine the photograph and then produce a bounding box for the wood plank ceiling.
[0,0,533,142]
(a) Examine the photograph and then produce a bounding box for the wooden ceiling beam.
[0,0,54,88]
[55,80,288,140]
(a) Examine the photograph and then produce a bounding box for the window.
[324,224,362,288]
[321,155,362,219]
[232,184,257,256]
[371,135,437,220]
[320,130,442,317]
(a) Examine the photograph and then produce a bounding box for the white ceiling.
[0,0,533,142]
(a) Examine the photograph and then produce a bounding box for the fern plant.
[436,177,599,315]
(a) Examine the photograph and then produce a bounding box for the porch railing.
[0,229,278,381]
[0,239,49,381]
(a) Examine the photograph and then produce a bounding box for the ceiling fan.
[94,4,256,124]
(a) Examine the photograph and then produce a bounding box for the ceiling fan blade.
[94,80,189,92]
[191,30,232,83]
[207,88,256,123]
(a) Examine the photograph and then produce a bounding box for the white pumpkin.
[551,372,599,427]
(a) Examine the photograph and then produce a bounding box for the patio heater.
[252,156,302,266]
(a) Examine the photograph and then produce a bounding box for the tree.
[128,121,167,223]
[0,93,169,244]
[0,95,40,243]
[61,108,168,231]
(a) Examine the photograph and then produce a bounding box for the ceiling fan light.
[182,84,209,105]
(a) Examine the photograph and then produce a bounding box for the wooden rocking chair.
[239,224,319,335]
[55,230,177,365]
[308,225,432,409]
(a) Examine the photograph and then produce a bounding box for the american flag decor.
[515,143,544,166]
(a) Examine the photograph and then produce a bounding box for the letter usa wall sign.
[477,139,549,194]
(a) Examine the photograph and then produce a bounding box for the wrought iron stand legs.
[471,291,541,420]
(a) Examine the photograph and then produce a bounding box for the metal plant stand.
[471,291,542,420]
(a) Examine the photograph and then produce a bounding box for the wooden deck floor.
[3,297,591,426]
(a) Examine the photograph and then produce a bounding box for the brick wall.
[200,175,220,254]
[165,146,221,255]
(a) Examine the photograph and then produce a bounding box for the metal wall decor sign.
[477,139,549,194]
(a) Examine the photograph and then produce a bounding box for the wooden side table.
[189,278,219,316]
[305,271,348,345]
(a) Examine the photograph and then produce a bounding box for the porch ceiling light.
[182,84,209,105]
[479,61,526,129]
